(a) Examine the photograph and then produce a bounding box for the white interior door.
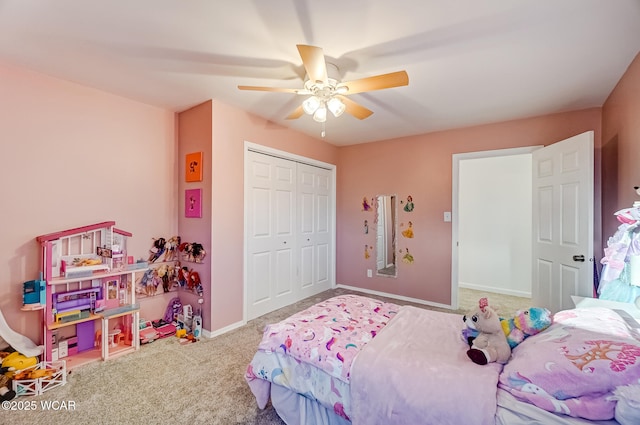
[246,151,297,319]
[532,131,594,313]
[297,163,332,299]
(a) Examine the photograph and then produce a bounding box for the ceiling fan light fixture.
[238,45,408,123]
[302,96,321,115]
[335,85,348,95]
[313,105,327,123]
[327,97,346,117]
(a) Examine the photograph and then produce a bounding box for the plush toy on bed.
[464,298,511,365]
[501,306,552,349]
[462,305,553,349]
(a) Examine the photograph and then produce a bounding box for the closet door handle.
[573,255,585,262]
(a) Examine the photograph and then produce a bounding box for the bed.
[245,294,640,424]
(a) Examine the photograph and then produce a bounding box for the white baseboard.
[458,281,531,298]
[201,319,246,339]
[336,283,455,310]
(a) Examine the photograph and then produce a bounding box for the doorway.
[451,146,540,310]
[451,132,595,312]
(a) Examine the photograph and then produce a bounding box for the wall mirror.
[375,194,397,277]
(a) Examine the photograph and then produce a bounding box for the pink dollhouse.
[35,221,145,370]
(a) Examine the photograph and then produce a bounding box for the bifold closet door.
[297,163,332,299]
[246,151,298,319]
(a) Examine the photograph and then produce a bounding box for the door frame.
[451,146,542,310]
[243,141,337,322]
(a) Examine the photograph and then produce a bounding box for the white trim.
[201,320,246,339]
[458,281,531,298]
[451,145,542,310]
[336,284,455,311]
[243,141,337,323]
[245,141,335,170]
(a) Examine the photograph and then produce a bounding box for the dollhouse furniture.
[35,221,147,370]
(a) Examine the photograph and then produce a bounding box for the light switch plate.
[444,212,452,222]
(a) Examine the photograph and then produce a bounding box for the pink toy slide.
[0,307,43,357]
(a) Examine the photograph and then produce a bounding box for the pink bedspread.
[256,294,399,382]
[350,305,502,425]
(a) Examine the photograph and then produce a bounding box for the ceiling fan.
[238,44,409,123]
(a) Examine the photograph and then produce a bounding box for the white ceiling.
[1,1,639,146]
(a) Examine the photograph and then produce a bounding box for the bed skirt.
[271,383,351,425]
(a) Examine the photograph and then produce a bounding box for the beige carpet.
[4,287,530,425]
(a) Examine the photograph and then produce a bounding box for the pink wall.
[177,101,214,328]
[0,63,177,343]
[336,108,602,306]
[179,100,339,331]
[602,52,640,242]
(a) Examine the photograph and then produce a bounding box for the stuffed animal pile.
[462,298,553,365]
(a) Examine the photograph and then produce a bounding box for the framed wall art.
[185,188,202,218]
[185,151,203,182]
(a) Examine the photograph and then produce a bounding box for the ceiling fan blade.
[237,85,304,94]
[297,44,328,84]
[338,70,409,95]
[336,95,374,120]
[286,105,304,120]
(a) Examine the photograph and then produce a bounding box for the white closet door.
[297,163,332,299]
[246,151,298,319]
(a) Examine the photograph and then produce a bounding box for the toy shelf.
[134,260,184,298]
[49,268,148,285]
[34,222,143,371]
[47,313,102,331]
[21,304,45,311]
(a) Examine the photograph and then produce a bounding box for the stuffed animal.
[462,306,553,349]
[0,375,15,401]
[12,368,56,380]
[1,351,38,374]
[0,350,38,402]
[464,298,511,365]
[501,307,552,349]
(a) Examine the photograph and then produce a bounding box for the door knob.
[573,255,585,262]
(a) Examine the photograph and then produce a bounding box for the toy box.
[139,319,159,344]
[12,360,67,397]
